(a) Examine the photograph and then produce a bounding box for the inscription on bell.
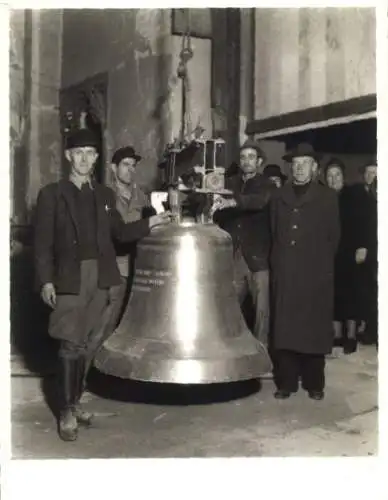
[135,277,165,286]
[136,269,172,278]
[133,268,173,292]
[132,285,151,293]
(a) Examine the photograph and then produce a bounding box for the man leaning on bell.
[84,145,158,374]
[34,128,172,442]
[211,139,276,350]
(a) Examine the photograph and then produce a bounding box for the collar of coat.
[69,174,93,190]
[229,171,266,191]
[57,179,111,239]
[279,181,324,207]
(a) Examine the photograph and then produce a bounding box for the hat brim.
[66,140,99,149]
[264,171,287,181]
[123,154,142,163]
[282,152,321,162]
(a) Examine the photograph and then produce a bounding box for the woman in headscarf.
[324,158,358,354]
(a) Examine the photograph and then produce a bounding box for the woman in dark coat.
[324,159,359,354]
[270,143,340,400]
[349,162,378,346]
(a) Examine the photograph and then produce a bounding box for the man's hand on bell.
[149,211,173,229]
[218,198,237,210]
[355,247,368,264]
[41,283,56,308]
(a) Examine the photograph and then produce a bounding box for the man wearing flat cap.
[91,146,157,353]
[212,139,276,350]
[34,129,171,442]
[270,143,340,401]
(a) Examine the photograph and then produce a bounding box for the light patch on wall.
[135,9,170,55]
[239,115,248,146]
[48,140,61,180]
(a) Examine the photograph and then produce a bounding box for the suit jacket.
[213,172,275,272]
[34,179,151,294]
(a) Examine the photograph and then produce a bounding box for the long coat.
[270,182,340,354]
[34,179,151,295]
[213,173,275,272]
[333,186,362,320]
[348,183,378,321]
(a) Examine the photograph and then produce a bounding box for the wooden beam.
[246,94,376,137]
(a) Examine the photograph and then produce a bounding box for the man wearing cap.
[270,143,340,400]
[86,146,157,362]
[263,164,287,189]
[34,129,171,442]
[212,139,276,349]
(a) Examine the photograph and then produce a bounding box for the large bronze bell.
[94,220,272,384]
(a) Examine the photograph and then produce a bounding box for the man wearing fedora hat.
[263,164,287,189]
[212,139,276,349]
[270,143,340,400]
[34,129,172,441]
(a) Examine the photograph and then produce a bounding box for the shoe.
[73,406,93,427]
[333,337,344,347]
[343,338,357,354]
[308,391,324,400]
[274,390,291,399]
[58,408,78,441]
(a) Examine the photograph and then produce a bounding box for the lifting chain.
[176,10,194,142]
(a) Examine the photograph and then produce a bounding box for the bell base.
[94,347,272,384]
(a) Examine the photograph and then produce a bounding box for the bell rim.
[94,347,272,385]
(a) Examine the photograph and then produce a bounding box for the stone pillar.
[10,10,63,374]
[10,10,30,225]
[25,10,63,217]
[25,10,41,214]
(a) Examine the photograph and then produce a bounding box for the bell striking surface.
[94,222,272,384]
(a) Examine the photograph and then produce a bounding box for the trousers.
[233,249,270,346]
[274,349,325,392]
[49,260,108,356]
[84,275,128,366]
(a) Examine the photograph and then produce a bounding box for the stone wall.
[10,9,63,223]
[254,8,376,120]
[62,9,176,190]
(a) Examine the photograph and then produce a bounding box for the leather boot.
[73,355,94,427]
[58,357,79,442]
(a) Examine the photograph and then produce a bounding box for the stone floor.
[11,344,378,459]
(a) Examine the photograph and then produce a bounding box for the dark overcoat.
[213,172,275,272]
[347,183,378,320]
[333,186,362,320]
[34,179,151,295]
[270,182,340,354]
